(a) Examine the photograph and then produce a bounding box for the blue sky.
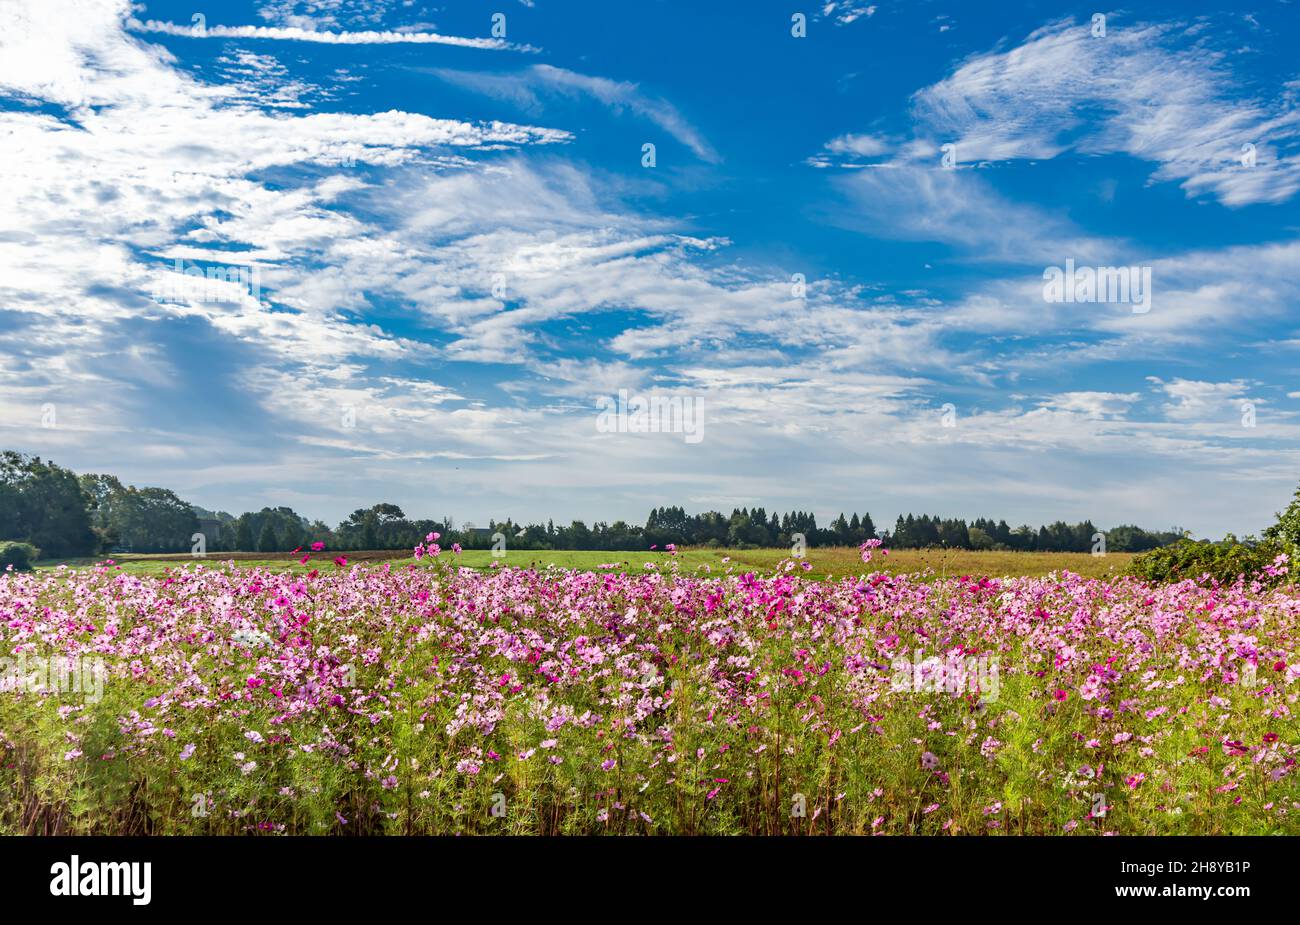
[2,0,1299,536]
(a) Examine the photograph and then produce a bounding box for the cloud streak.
[432,64,721,163]
[128,18,532,51]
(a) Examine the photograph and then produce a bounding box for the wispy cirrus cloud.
[912,17,1300,205]
[826,163,1116,263]
[431,64,721,163]
[128,17,531,51]
[818,17,1300,206]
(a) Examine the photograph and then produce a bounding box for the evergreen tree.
[832,513,850,545]
[258,522,279,553]
[858,512,876,540]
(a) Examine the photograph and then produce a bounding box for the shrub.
[0,540,40,571]
[1126,538,1284,586]
[1264,485,1300,559]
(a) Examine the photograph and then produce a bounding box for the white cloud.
[1149,377,1253,423]
[0,0,569,469]
[256,0,404,31]
[905,17,1300,205]
[829,164,1114,263]
[432,64,721,163]
[128,17,527,51]
[1038,392,1140,420]
[819,3,877,26]
[824,133,890,158]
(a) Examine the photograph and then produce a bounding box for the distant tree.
[78,472,125,549]
[304,520,335,549]
[912,516,940,547]
[280,518,304,551]
[2,450,1200,558]
[857,512,876,541]
[233,507,310,551]
[829,513,849,545]
[336,503,411,549]
[235,518,255,551]
[937,518,970,548]
[564,520,592,548]
[98,486,199,553]
[0,452,96,558]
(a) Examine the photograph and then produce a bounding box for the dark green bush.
[1126,538,1284,586]
[1263,485,1300,559]
[0,540,40,572]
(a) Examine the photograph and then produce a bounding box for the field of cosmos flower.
[1,540,1296,836]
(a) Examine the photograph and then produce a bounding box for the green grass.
[37,547,1136,580]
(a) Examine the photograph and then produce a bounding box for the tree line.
[0,450,1184,558]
